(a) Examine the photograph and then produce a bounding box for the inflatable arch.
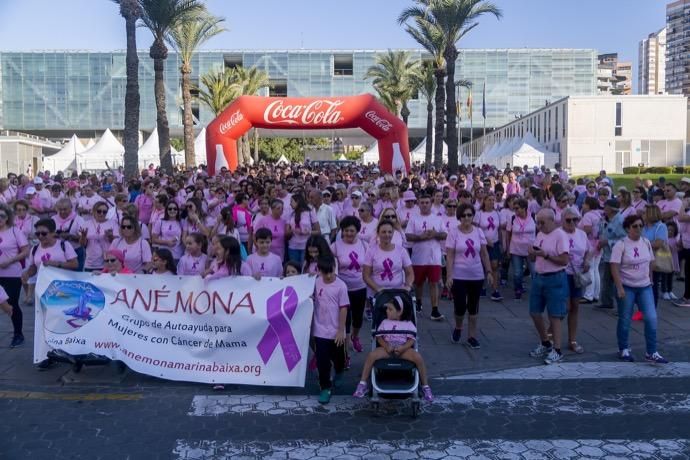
[205,94,410,175]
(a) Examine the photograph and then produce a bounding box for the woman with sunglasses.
[445,203,493,348]
[631,186,647,216]
[21,219,78,288]
[562,208,589,354]
[507,198,536,300]
[78,203,118,272]
[379,207,406,247]
[475,194,503,301]
[152,201,184,261]
[342,191,362,218]
[182,198,211,241]
[53,197,85,272]
[134,180,156,225]
[109,216,152,274]
[254,199,287,260]
[579,197,603,304]
[610,214,668,364]
[101,249,133,275]
[357,202,378,245]
[363,220,414,294]
[0,204,29,347]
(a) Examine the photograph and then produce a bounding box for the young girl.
[352,295,433,402]
[177,233,208,276]
[664,221,680,301]
[303,235,334,275]
[203,235,245,281]
[151,248,177,275]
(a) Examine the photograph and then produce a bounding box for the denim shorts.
[529,270,569,318]
[566,274,582,300]
[486,241,502,262]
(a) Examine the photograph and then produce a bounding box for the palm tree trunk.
[153,53,173,175]
[253,129,259,164]
[401,102,410,126]
[445,46,459,174]
[242,133,251,166]
[425,100,433,166]
[123,11,139,180]
[433,68,446,170]
[180,65,195,169]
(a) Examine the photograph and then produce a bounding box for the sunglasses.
[95,209,107,215]
[446,205,457,208]
[630,223,643,229]
[358,209,366,212]
[36,231,49,237]
[167,207,178,211]
[382,215,397,219]
[461,213,474,218]
[564,218,580,223]
[351,195,361,199]
[120,225,133,230]
[104,258,118,264]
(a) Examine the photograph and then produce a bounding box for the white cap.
[450,175,458,181]
[372,168,380,173]
[26,186,37,194]
[33,177,43,184]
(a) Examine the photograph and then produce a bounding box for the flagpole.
[482,80,487,140]
[469,87,473,162]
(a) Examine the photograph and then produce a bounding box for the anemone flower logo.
[40,281,106,334]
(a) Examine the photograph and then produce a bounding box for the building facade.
[597,53,632,95]
[460,95,688,175]
[0,49,597,139]
[666,0,690,97]
[639,28,667,95]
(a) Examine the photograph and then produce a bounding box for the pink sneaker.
[352,336,363,353]
[353,382,368,398]
[422,385,434,402]
[308,355,317,371]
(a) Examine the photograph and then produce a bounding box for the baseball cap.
[604,199,620,209]
[102,184,113,192]
[33,177,43,185]
[449,175,458,181]
[351,191,363,198]
[681,177,690,185]
[372,168,380,173]
[402,190,417,201]
[26,186,36,195]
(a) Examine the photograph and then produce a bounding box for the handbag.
[653,244,674,274]
[568,257,592,289]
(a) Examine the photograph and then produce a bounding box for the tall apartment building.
[597,53,633,95]
[639,28,667,95]
[666,0,690,96]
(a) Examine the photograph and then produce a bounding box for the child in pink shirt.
[177,233,208,276]
[245,228,283,278]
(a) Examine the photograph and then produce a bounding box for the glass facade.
[0,49,596,134]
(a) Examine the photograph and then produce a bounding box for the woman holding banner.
[0,203,29,347]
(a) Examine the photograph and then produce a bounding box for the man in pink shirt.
[527,209,570,365]
[658,183,682,223]
[405,194,446,320]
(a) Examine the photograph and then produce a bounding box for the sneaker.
[673,298,690,307]
[353,382,368,398]
[529,343,552,358]
[619,348,635,362]
[668,292,679,300]
[318,389,332,404]
[451,328,462,344]
[430,309,444,321]
[308,355,318,371]
[645,352,669,364]
[662,292,671,301]
[351,336,363,353]
[490,290,503,301]
[466,337,481,349]
[10,335,24,348]
[333,372,344,389]
[422,385,434,402]
[36,358,54,370]
[415,303,423,313]
[544,349,563,365]
[580,297,594,304]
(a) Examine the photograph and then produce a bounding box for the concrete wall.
[0,141,43,177]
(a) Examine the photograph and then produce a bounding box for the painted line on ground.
[188,393,690,417]
[173,439,690,459]
[443,362,690,380]
[0,390,142,401]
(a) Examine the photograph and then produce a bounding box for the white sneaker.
[662,292,671,301]
[668,292,679,300]
[529,343,552,358]
[544,349,563,365]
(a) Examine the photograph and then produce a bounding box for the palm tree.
[398,13,446,168]
[365,50,420,125]
[399,0,501,173]
[112,0,141,179]
[139,0,204,174]
[229,67,270,166]
[196,68,239,116]
[168,11,225,169]
[410,64,436,166]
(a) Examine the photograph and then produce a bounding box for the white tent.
[277,154,289,165]
[42,134,84,173]
[194,128,207,166]
[361,142,379,165]
[410,137,448,164]
[482,136,548,169]
[138,128,162,168]
[337,153,347,161]
[78,129,125,171]
[85,138,95,149]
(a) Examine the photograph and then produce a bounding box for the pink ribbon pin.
[487,216,495,230]
[633,248,640,258]
[257,287,301,372]
[41,253,51,263]
[464,239,476,258]
[380,258,394,281]
[348,251,361,270]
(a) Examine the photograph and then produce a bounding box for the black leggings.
[0,277,23,337]
[451,279,483,317]
[345,288,367,334]
[313,337,346,390]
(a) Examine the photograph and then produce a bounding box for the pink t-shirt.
[109,237,152,274]
[77,194,104,216]
[331,239,368,291]
[254,215,286,260]
[359,218,378,245]
[31,240,78,269]
[474,210,501,243]
[312,276,350,340]
[564,228,588,275]
[14,215,39,242]
[80,219,119,270]
[363,244,412,289]
[610,237,654,288]
[245,252,283,277]
[445,225,487,280]
[287,211,312,250]
[407,213,444,266]
[507,215,536,257]
[658,198,682,219]
[152,219,184,259]
[0,227,28,277]
[177,253,208,276]
[135,194,154,224]
[534,228,570,274]
[397,205,419,227]
[441,215,458,255]
[377,319,416,347]
[579,210,602,254]
[53,213,84,249]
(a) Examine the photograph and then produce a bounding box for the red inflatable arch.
[205,94,410,175]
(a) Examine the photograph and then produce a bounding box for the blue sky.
[0,0,668,92]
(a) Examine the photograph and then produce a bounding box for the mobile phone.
[532,246,541,251]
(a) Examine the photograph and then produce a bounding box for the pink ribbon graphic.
[257,287,301,372]
[96,225,101,235]
[569,238,574,249]
[487,216,496,231]
[380,258,394,281]
[422,221,427,230]
[260,262,265,271]
[348,251,361,270]
[464,239,476,258]
[633,248,640,258]
[41,253,51,263]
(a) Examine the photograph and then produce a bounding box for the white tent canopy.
[410,136,448,164]
[42,134,85,173]
[337,153,347,161]
[78,129,125,171]
[137,128,180,169]
[85,138,95,149]
[277,154,289,164]
[175,128,206,166]
[361,141,379,165]
[479,136,548,169]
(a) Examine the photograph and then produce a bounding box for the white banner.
[34,268,315,387]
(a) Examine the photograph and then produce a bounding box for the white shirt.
[314,204,337,236]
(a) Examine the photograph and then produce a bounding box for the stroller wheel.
[411,401,421,418]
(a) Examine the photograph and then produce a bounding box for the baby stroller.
[369,289,421,417]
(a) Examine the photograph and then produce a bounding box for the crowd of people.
[0,160,681,404]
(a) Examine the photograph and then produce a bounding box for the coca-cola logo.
[263,100,344,126]
[219,110,244,134]
[365,111,393,132]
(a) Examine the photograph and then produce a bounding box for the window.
[554,106,558,140]
[548,110,551,142]
[223,53,243,69]
[269,79,287,97]
[333,54,353,76]
[615,102,622,136]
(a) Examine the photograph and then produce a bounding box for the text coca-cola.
[263,100,344,126]
[219,110,244,134]
[365,110,393,132]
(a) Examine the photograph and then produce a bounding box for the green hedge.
[644,166,675,174]
[622,167,641,174]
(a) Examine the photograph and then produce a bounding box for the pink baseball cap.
[402,190,417,202]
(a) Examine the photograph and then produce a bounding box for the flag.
[467,88,473,120]
[482,81,486,119]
